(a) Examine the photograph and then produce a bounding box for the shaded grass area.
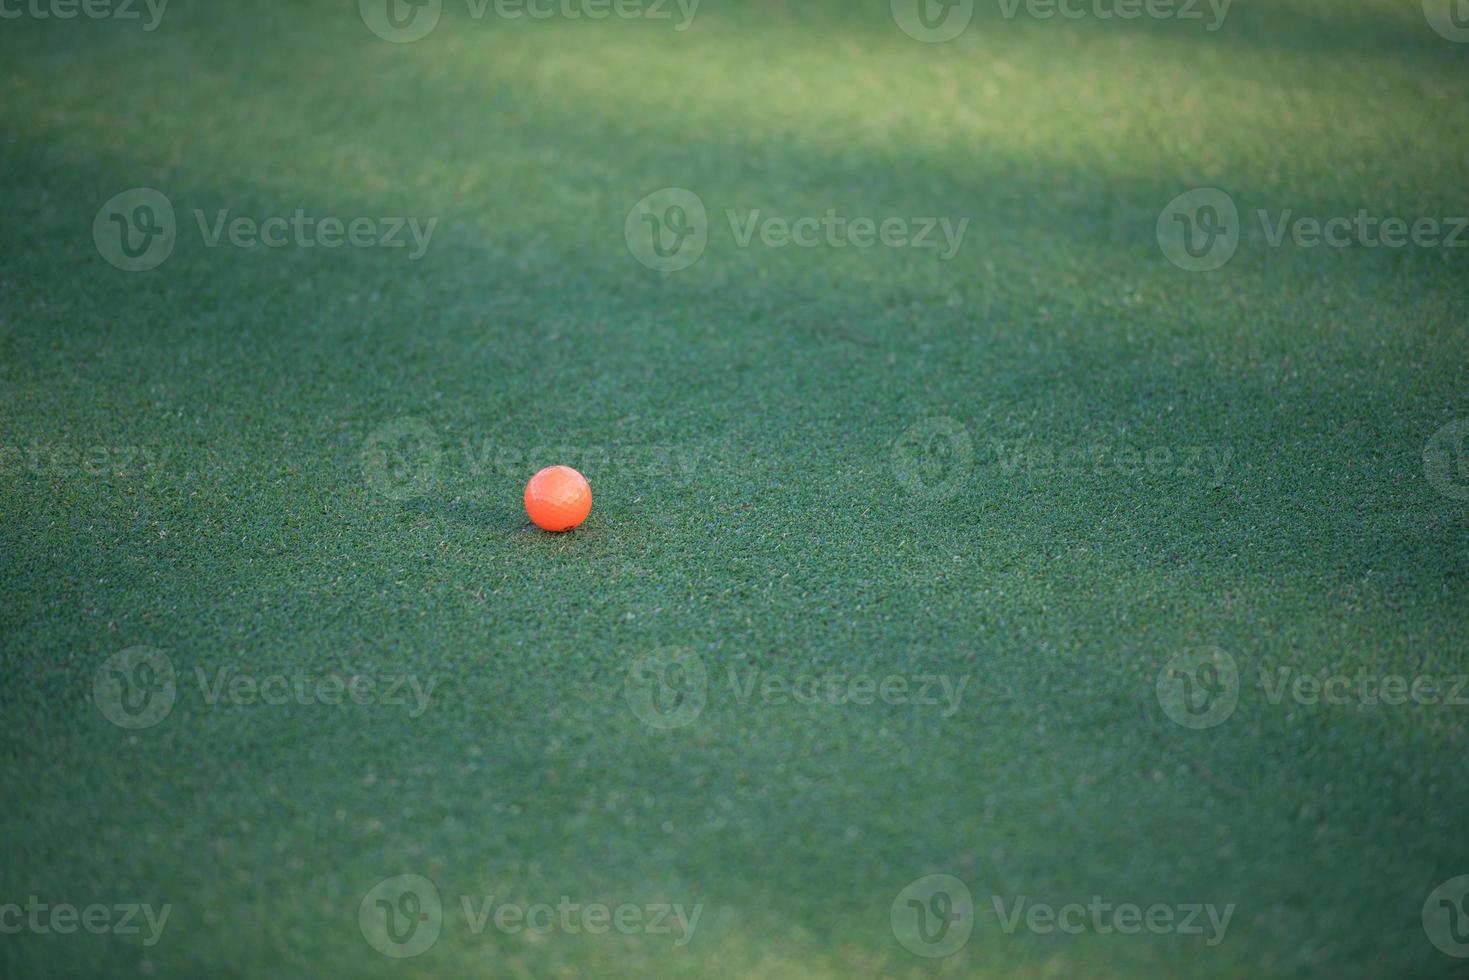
[1,0,1467,975]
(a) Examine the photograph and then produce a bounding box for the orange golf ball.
[524,465,592,532]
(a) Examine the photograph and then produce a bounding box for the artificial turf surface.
[2,0,1467,975]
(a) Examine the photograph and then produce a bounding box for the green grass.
[1,0,1467,975]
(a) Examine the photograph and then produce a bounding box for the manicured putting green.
[1,0,1466,976]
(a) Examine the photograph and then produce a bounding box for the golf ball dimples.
[524,465,592,532]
